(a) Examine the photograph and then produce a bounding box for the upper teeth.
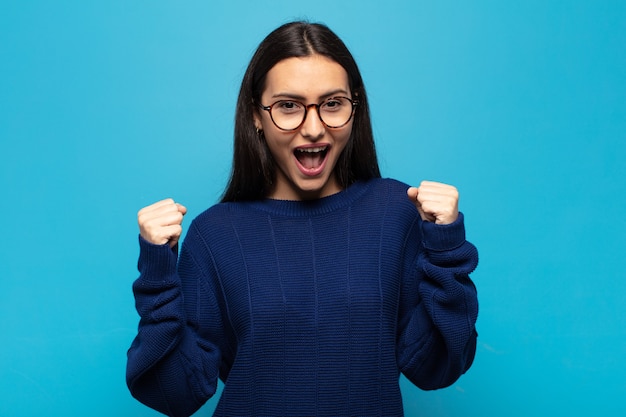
[298,147,326,153]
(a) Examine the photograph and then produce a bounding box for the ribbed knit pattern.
[127,178,479,417]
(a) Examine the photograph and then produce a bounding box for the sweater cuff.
[421,212,467,252]
[137,235,179,281]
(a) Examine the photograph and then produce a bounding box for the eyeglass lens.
[269,97,355,130]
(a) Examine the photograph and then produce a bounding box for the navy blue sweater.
[127,178,479,416]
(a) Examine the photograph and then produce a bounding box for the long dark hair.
[220,21,380,202]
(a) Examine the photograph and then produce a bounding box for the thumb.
[406,187,435,222]
[176,203,188,216]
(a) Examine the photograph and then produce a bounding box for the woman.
[127,21,479,417]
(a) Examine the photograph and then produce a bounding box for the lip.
[293,143,331,177]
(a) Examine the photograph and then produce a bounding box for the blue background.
[2,1,625,415]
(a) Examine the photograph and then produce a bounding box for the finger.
[418,196,458,225]
[143,210,185,231]
[175,203,188,216]
[138,198,175,215]
[138,200,184,224]
[418,181,458,198]
[416,202,437,222]
[416,183,458,205]
[163,224,183,248]
[407,187,436,222]
[409,182,456,198]
[141,224,183,247]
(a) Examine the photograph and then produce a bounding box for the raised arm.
[126,200,223,417]
[398,182,479,389]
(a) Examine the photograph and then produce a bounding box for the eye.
[321,97,347,112]
[275,100,304,114]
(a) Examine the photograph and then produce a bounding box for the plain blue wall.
[2,1,625,415]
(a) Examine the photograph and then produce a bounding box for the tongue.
[296,152,324,169]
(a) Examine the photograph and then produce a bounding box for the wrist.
[421,212,466,252]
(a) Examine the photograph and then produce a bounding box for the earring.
[256,127,263,136]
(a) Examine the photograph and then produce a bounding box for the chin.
[296,179,338,199]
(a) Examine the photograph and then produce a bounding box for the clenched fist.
[138,198,188,248]
[407,181,459,225]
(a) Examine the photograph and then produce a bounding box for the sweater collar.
[246,180,372,217]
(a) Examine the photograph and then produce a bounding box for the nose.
[299,104,325,140]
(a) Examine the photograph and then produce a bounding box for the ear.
[253,109,263,131]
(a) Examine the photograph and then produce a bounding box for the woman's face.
[254,54,353,201]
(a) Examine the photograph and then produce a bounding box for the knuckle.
[137,213,148,226]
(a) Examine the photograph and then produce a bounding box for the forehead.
[263,55,350,99]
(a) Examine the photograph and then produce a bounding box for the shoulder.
[358,178,414,210]
[181,202,262,257]
[351,178,420,228]
[190,202,259,234]
[367,177,411,195]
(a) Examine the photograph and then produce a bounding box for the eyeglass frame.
[256,96,359,131]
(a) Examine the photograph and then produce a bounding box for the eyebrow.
[270,88,350,101]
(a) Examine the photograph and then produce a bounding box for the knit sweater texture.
[127,178,479,417]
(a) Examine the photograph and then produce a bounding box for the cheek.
[335,126,353,148]
[263,131,294,156]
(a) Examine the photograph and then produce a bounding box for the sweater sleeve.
[397,212,479,390]
[126,225,226,417]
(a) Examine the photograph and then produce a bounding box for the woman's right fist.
[138,198,188,248]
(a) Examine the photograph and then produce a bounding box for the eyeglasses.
[258,96,358,131]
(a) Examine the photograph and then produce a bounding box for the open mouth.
[294,146,329,170]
